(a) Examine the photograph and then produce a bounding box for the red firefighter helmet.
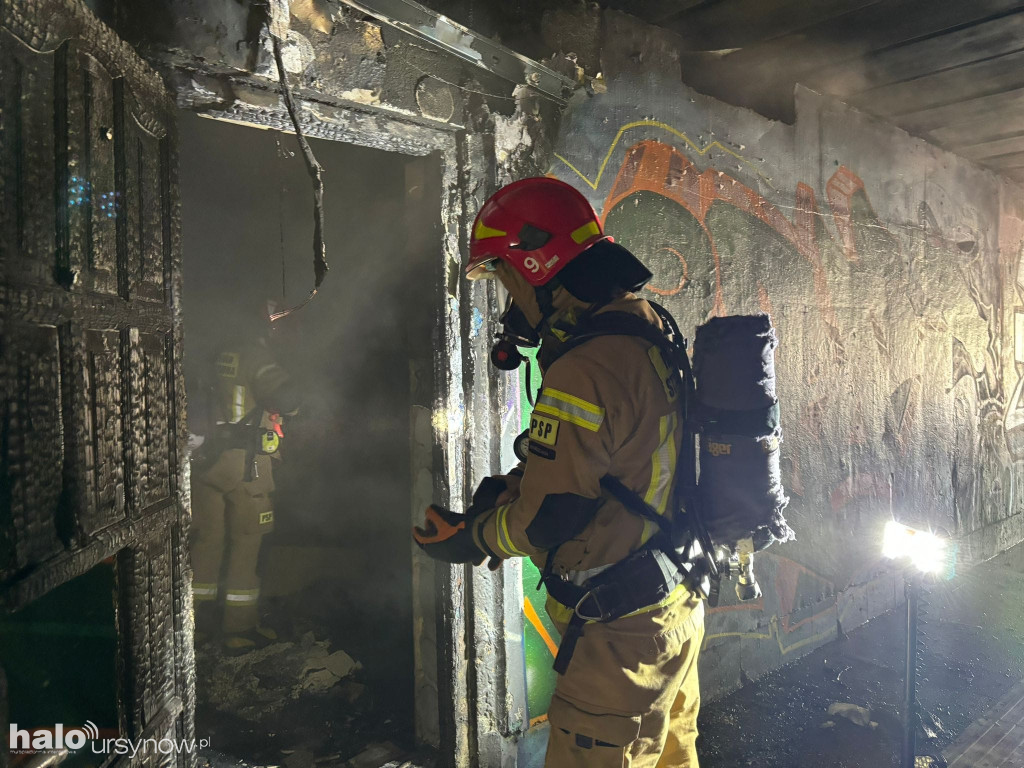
[466,177,605,287]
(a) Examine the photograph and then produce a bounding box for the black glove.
[468,477,514,571]
[413,506,487,565]
[468,476,509,514]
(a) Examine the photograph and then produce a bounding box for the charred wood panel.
[82,328,127,534]
[1,1,190,765]
[58,43,119,295]
[114,523,180,745]
[0,30,57,287]
[115,91,168,304]
[116,531,176,734]
[0,323,67,577]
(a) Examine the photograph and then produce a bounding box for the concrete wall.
[103,0,1024,748]
[549,59,1024,695]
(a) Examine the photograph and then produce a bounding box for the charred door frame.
[168,78,526,765]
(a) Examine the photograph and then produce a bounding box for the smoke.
[178,111,441,600]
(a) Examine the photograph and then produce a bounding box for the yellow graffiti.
[553,119,771,191]
[704,614,834,656]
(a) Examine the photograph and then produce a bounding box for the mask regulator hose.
[491,299,540,368]
[491,298,541,412]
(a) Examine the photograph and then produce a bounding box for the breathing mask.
[490,296,541,371]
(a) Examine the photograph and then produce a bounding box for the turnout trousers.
[190,448,275,634]
[545,592,705,768]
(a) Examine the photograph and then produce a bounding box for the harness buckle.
[574,584,613,622]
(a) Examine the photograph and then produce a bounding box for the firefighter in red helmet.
[415,177,705,767]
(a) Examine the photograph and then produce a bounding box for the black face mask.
[490,297,540,371]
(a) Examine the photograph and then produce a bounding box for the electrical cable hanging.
[269,33,328,322]
[275,133,288,303]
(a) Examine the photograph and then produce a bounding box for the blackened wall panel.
[58,43,119,295]
[0,323,66,576]
[82,328,126,533]
[1,2,191,766]
[0,31,57,288]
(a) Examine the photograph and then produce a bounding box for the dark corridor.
[178,112,441,764]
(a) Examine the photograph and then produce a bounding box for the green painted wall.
[519,351,560,723]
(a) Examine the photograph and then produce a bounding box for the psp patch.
[259,510,274,525]
[530,414,560,446]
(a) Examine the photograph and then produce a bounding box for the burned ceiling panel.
[607,0,1024,183]
[423,0,1024,182]
[103,0,549,133]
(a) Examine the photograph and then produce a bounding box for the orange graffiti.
[648,246,690,295]
[825,166,866,262]
[598,140,879,329]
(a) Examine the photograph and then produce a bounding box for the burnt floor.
[697,542,1024,767]
[193,579,423,768]
[193,542,1024,768]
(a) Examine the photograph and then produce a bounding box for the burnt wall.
[547,17,1024,697]
[95,0,559,133]
[1,0,193,763]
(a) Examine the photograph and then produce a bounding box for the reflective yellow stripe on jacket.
[534,387,605,432]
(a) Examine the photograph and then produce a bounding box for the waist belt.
[543,543,690,675]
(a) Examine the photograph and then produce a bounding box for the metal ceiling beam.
[338,0,576,105]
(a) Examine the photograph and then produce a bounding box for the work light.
[882,518,957,768]
[882,520,951,576]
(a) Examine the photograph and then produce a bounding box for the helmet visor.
[466,256,500,280]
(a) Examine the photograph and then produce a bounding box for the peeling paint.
[259,29,315,75]
[337,87,382,105]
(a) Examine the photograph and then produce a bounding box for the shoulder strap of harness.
[544,301,720,573]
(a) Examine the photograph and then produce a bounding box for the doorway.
[178,111,441,764]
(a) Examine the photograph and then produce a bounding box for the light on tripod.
[881,518,957,768]
[882,521,950,576]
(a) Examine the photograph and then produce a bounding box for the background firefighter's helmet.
[467,177,605,286]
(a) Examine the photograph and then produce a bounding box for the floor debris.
[698,542,1024,767]
[828,702,874,727]
[195,577,418,767]
[345,742,405,768]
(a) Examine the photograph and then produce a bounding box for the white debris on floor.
[826,702,878,729]
[204,633,360,719]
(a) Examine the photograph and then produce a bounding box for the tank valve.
[734,538,762,602]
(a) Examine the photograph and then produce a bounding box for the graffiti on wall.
[545,121,1024,665]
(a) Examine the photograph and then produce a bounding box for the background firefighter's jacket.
[192,338,302,462]
[471,294,688,620]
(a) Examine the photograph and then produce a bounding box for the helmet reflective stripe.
[570,221,601,244]
[231,385,246,423]
[474,219,507,240]
[224,589,259,604]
